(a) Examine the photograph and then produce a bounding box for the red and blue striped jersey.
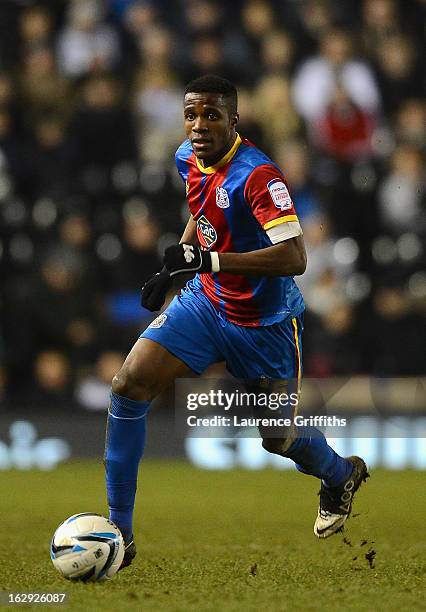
[175,134,304,327]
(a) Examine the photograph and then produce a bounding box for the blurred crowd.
[0,0,424,411]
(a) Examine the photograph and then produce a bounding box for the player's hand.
[141,270,172,311]
[163,243,220,277]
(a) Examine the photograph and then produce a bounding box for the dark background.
[0,0,424,415]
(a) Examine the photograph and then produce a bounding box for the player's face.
[184,93,238,165]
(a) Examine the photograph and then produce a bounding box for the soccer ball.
[50,513,125,581]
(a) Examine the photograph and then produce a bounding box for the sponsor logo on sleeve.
[267,178,292,211]
[149,313,168,329]
[196,215,217,249]
[216,186,230,208]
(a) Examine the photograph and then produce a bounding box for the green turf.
[0,462,425,612]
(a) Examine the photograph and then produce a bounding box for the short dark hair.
[184,75,238,113]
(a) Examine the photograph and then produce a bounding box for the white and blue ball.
[50,513,125,581]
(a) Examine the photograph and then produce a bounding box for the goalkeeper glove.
[141,269,172,311]
[163,243,220,277]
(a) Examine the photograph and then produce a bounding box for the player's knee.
[261,432,295,456]
[111,365,157,402]
[262,438,287,455]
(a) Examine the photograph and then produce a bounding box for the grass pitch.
[1,462,425,612]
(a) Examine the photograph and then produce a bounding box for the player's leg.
[105,291,223,559]
[258,317,368,537]
[105,337,193,545]
[222,315,368,537]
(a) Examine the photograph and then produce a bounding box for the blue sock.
[104,392,150,541]
[284,426,353,487]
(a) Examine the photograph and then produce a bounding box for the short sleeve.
[175,140,192,184]
[244,164,303,244]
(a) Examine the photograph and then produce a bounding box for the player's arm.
[218,236,306,276]
[163,235,306,278]
[179,214,198,244]
[141,214,198,311]
[142,149,198,311]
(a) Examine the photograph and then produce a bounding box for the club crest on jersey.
[267,178,292,211]
[216,186,230,208]
[149,313,167,329]
[196,215,217,249]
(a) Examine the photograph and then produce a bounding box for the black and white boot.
[314,456,369,539]
[118,537,137,571]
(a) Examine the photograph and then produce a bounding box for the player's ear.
[231,112,239,127]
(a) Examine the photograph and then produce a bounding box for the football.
[50,513,125,582]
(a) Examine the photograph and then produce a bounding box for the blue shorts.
[141,287,303,381]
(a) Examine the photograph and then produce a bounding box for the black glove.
[163,243,220,277]
[141,270,172,311]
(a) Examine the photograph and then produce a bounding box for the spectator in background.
[28,114,70,200]
[59,213,93,254]
[75,350,125,411]
[96,207,162,350]
[304,301,361,376]
[230,0,273,78]
[57,0,121,78]
[109,0,150,22]
[313,84,377,162]
[120,0,160,70]
[132,26,182,162]
[176,0,247,84]
[31,350,73,409]
[0,108,19,184]
[181,0,223,36]
[19,46,70,116]
[240,0,274,53]
[0,73,23,138]
[394,99,425,149]
[0,73,16,110]
[260,29,295,77]
[120,0,158,30]
[373,33,421,115]
[361,0,399,56]
[132,22,173,70]
[292,28,381,125]
[253,75,301,150]
[134,70,183,163]
[102,206,161,292]
[294,212,357,302]
[183,34,236,84]
[67,74,138,196]
[235,88,266,151]
[19,5,53,55]
[378,145,424,234]
[293,0,334,58]
[25,246,104,365]
[364,282,425,375]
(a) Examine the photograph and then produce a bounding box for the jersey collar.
[195,133,242,175]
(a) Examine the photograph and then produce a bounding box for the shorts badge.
[149,313,168,328]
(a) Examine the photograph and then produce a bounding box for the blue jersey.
[175,134,304,327]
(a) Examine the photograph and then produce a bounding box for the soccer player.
[104,75,369,568]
